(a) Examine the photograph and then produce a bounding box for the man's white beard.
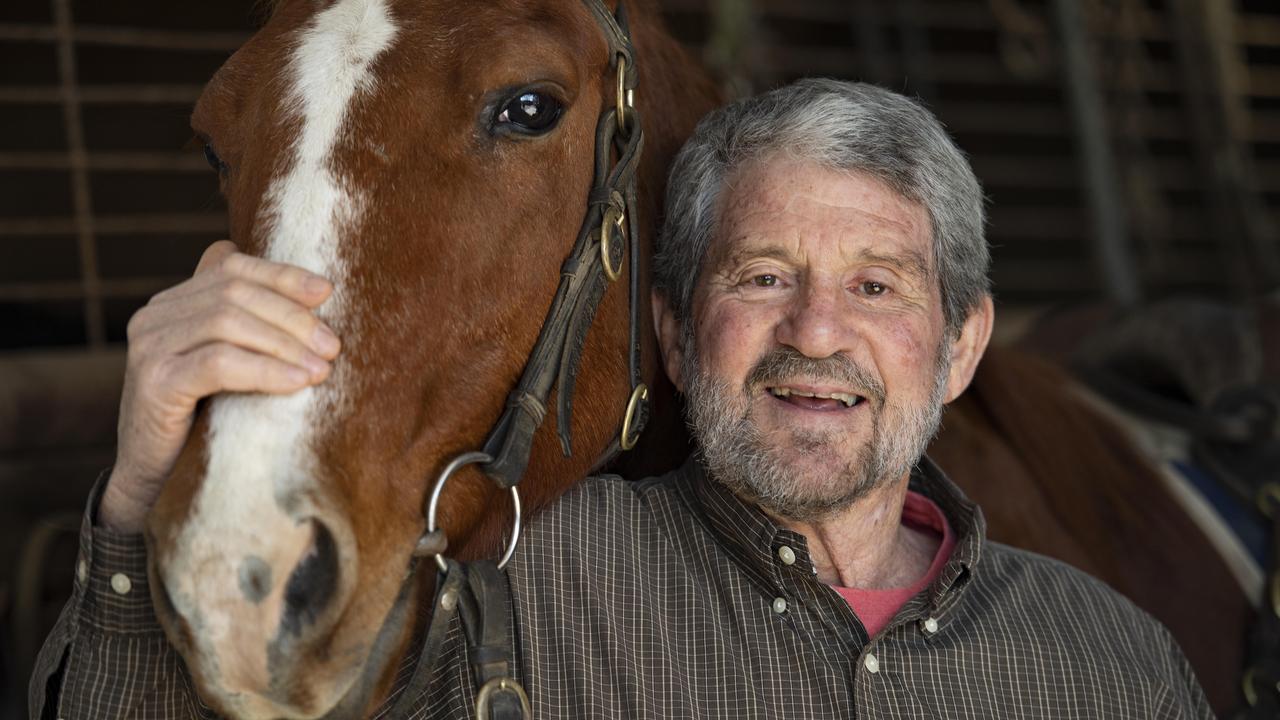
[683,338,951,523]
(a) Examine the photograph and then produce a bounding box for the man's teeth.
[767,387,861,407]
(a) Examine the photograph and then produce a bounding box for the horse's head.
[143,1,716,717]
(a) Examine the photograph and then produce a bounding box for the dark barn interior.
[1,0,1278,718]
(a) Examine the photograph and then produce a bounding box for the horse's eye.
[495,91,563,135]
[203,142,228,175]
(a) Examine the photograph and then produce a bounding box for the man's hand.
[99,241,342,534]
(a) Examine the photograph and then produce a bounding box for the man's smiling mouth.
[766,386,864,409]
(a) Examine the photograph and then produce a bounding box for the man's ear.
[651,289,687,393]
[943,295,994,403]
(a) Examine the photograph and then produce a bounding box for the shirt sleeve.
[1140,616,1215,720]
[28,471,219,720]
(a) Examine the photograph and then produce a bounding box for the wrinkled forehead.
[712,159,935,270]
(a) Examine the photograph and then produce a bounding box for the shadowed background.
[1,0,1277,717]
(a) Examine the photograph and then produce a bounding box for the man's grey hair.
[654,79,990,334]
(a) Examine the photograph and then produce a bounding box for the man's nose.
[775,281,853,358]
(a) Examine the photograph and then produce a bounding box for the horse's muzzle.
[150,510,364,720]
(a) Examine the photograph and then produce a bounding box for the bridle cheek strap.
[480,0,646,490]
[392,2,646,718]
[389,560,530,720]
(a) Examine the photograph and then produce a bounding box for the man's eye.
[494,91,563,135]
[861,280,887,296]
[751,274,778,287]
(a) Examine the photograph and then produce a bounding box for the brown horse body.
[931,346,1252,714]
[143,1,1250,717]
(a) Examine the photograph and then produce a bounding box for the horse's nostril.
[238,555,273,605]
[281,519,340,636]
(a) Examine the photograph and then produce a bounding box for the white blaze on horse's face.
[163,0,397,713]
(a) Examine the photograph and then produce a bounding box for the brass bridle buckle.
[619,383,648,451]
[475,677,533,720]
[615,54,633,133]
[424,451,522,573]
[600,190,627,282]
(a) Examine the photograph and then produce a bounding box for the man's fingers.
[168,343,319,401]
[209,280,341,359]
[155,305,332,380]
[215,251,333,308]
[144,281,340,360]
[160,241,334,316]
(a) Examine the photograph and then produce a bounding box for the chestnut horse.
[138,1,1251,717]
[144,1,716,717]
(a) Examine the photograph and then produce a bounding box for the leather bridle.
[387,2,646,717]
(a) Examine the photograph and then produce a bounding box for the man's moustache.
[744,347,886,406]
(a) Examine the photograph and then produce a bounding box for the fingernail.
[286,366,310,384]
[312,325,340,355]
[303,353,330,378]
[305,275,332,295]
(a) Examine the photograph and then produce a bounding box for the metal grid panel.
[675,0,1280,302]
[1,0,1277,350]
[0,0,250,350]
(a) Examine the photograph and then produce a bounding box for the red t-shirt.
[829,491,955,637]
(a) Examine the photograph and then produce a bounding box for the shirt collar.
[673,454,987,612]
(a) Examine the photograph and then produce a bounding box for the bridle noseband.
[391,2,645,717]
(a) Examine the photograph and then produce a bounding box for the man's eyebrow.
[855,249,931,279]
[717,244,932,280]
[720,243,794,269]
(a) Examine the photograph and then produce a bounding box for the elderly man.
[35,80,1208,718]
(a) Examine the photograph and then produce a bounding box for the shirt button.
[776,545,796,565]
[76,559,88,584]
[923,617,939,634]
[864,653,880,674]
[771,597,788,614]
[110,572,132,596]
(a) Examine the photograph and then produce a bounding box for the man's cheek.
[702,313,769,376]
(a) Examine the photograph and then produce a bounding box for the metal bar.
[0,214,227,237]
[0,152,207,172]
[1169,0,1280,293]
[1236,15,1280,47]
[943,104,1202,140]
[762,49,1185,93]
[0,23,248,50]
[972,156,1229,192]
[718,0,1174,37]
[52,0,105,347]
[706,0,760,96]
[1051,0,1140,306]
[0,277,184,302]
[852,0,891,84]
[0,84,204,104]
[895,0,938,100]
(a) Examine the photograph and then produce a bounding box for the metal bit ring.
[425,451,522,572]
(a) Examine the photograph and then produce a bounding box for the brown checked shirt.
[32,458,1212,719]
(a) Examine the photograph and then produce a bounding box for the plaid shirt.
[32,458,1212,719]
